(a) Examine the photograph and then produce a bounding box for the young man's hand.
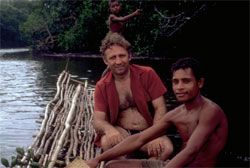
[86,158,99,168]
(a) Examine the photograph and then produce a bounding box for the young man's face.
[103,44,130,77]
[110,1,121,15]
[172,68,203,103]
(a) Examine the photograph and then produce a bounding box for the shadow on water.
[0,50,249,167]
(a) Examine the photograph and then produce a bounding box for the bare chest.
[115,79,149,130]
[115,79,135,109]
[174,112,200,141]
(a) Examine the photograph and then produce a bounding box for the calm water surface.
[0,49,105,161]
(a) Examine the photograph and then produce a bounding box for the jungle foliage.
[1,0,208,56]
[0,0,37,48]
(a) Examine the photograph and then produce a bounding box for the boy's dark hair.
[171,57,203,80]
[109,0,120,6]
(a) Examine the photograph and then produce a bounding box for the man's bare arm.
[152,96,167,123]
[165,107,221,167]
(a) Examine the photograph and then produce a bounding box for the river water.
[0,49,47,159]
[0,49,107,162]
[0,49,249,167]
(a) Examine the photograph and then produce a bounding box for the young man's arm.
[165,107,221,167]
[110,9,141,22]
[87,115,170,168]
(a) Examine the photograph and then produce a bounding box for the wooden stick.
[48,85,82,168]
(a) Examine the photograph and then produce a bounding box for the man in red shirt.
[93,32,173,160]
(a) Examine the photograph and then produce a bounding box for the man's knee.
[100,127,129,150]
[148,137,174,160]
[162,142,174,159]
[100,136,113,151]
[160,137,174,160]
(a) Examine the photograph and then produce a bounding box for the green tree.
[0,0,36,48]
[18,0,206,56]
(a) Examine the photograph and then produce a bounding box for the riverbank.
[32,51,175,61]
[0,48,30,56]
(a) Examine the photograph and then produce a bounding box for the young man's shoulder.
[203,97,224,113]
[201,97,226,122]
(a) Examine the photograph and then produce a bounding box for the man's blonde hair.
[100,33,131,57]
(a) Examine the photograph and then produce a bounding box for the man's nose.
[176,82,184,89]
[115,57,122,64]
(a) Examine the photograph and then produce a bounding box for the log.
[48,85,82,168]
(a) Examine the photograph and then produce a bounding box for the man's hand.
[86,158,99,168]
[105,129,126,148]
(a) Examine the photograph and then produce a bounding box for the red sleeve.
[146,68,167,100]
[94,84,108,113]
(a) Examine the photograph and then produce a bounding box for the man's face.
[172,68,203,103]
[103,44,130,77]
[110,1,121,15]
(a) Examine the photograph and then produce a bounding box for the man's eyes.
[172,79,178,84]
[172,79,191,84]
[108,54,126,60]
[109,56,116,60]
[119,54,126,58]
[182,79,191,83]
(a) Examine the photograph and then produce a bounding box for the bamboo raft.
[21,71,104,168]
